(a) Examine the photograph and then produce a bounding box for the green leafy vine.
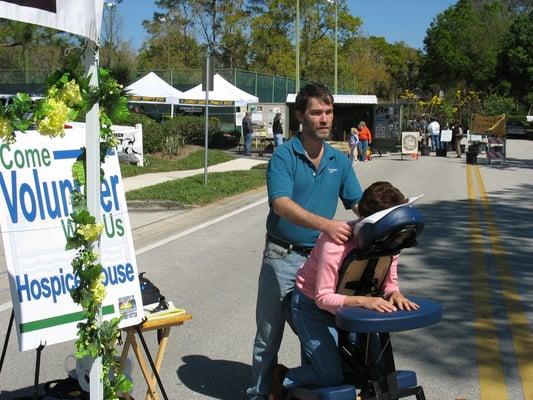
[0,65,131,398]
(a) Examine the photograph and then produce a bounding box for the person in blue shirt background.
[246,82,363,400]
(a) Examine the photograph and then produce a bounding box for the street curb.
[127,200,192,211]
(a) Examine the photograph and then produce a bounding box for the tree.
[151,0,253,68]
[496,9,533,106]
[341,37,390,96]
[138,10,202,70]
[0,20,80,83]
[101,1,125,68]
[298,0,361,85]
[217,0,251,69]
[248,1,295,76]
[421,0,512,92]
[364,37,421,99]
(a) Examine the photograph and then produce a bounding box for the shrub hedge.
[159,115,221,155]
[105,110,223,155]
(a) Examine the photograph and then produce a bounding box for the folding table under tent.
[125,71,183,117]
[179,73,258,108]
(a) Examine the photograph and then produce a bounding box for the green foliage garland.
[0,66,131,399]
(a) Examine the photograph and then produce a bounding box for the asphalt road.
[1,139,532,400]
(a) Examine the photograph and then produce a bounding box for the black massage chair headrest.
[336,205,425,297]
[355,205,425,260]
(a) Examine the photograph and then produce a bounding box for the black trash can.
[466,151,477,164]
[466,144,480,164]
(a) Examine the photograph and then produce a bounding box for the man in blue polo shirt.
[246,83,363,400]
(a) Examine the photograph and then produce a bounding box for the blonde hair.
[351,127,357,134]
[357,121,366,129]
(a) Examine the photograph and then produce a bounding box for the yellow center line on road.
[473,166,533,400]
[467,164,508,400]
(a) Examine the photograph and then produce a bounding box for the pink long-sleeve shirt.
[295,226,400,315]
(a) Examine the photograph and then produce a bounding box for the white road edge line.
[0,196,268,313]
[0,300,12,313]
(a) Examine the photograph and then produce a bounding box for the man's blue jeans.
[244,133,253,155]
[283,287,343,389]
[247,240,309,399]
[274,134,283,147]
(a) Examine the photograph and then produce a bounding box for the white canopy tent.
[125,71,183,117]
[179,74,258,107]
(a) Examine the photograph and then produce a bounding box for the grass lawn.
[120,149,235,178]
[126,170,266,206]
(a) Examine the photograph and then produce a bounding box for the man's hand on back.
[322,220,352,244]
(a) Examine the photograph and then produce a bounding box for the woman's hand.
[360,296,397,313]
[388,291,419,311]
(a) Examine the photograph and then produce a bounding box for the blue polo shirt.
[266,135,363,247]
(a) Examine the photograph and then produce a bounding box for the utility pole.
[296,0,300,92]
[334,0,338,94]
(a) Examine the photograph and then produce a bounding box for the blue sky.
[116,0,457,51]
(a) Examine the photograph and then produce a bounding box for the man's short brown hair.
[358,182,406,218]
[295,83,333,113]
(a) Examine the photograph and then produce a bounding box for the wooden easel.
[120,312,192,400]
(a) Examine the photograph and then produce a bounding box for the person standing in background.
[452,121,463,158]
[242,111,254,156]
[417,114,429,149]
[356,121,372,161]
[428,118,441,152]
[273,112,284,148]
[348,127,359,163]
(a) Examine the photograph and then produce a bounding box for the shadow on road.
[392,181,533,387]
[175,181,532,399]
[177,355,250,400]
[0,385,47,400]
[481,158,533,170]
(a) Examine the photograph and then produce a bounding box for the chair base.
[288,370,424,400]
[288,384,356,400]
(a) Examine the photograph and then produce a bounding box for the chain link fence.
[0,68,307,132]
[130,68,302,104]
[0,68,314,103]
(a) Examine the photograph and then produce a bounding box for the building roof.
[285,94,377,105]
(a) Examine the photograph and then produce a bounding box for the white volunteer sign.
[0,123,144,351]
[0,0,104,44]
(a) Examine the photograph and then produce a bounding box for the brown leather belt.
[266,234,313,256]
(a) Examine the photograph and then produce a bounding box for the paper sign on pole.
[440,129,452,142]
[0,0,104,44]
[235,112,245,127]
[0,124,144,351]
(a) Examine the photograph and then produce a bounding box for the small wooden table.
[120,312,192,400]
